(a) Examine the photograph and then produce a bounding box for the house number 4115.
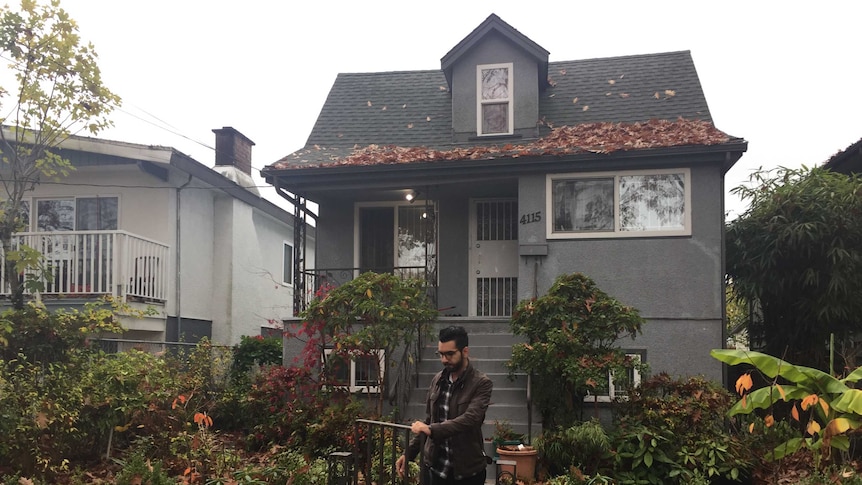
[520,211,542,224]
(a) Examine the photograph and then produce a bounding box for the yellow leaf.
[776,383,786,400]
[764,414,774,428]
[824,417,853,437]
[407,123,414,129]
[807,420,821,436]
[572,97,578,104]
[654,92,660,99]
[608,79,616,85]
[381,106,387,111]
[367,101,372,107]
[665,89,676,97]
[748,422,755,433]
[820,399,830,415]
[366,289,373,298]
[791,404,800,422]
[582,105,589,111]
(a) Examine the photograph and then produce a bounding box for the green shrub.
[610,373,751,484]
[506,273,646,428]
[536,419,611,477]
[231,335,282,383]
[114,449,174,485]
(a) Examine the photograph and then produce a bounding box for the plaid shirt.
[430,373,455,479]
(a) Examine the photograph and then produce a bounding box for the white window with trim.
[282,242,293,286]
[584,353,643,402]
[477,63,513,136]
[547,169,690,239]
[323,348,385,394]
[31,196,119,231]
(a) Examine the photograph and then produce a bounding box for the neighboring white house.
[0,126,313,347]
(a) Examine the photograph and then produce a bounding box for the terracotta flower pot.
[496,445,538,482]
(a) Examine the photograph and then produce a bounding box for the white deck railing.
[0,231,171,302]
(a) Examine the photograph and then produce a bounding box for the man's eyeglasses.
[435,349,461,358]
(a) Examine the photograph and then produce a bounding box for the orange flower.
[735,373,753,396]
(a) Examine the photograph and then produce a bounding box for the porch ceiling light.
[405,190,420,203]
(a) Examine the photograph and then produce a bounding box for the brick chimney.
[212,127,254,175]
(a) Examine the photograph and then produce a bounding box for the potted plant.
[496,442,538,483]
[489,419,524,453]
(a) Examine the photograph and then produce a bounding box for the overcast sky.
[57,0,862,219]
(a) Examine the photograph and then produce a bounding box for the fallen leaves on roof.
[277,118,730,169]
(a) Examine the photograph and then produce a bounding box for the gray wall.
[449,30,540,138]
[309,161,727,381]
[517,164,725,380]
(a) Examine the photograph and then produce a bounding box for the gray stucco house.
[262,14,747,399]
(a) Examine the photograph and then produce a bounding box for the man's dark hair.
[439,326,469,349]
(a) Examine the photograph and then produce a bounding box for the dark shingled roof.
[272,50,716,169]
[824,137,862,174]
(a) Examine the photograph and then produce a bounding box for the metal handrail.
[353,418,422,485]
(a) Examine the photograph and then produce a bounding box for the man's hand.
[396,454,406,478]
[410,420,431,436]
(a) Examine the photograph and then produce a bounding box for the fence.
[0,230,170,302]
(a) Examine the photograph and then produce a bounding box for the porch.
[0,230,171,303]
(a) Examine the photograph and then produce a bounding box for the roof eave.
[264,140,748,194]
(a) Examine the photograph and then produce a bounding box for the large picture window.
[477,63,513,136]
[34,196,118,231]
[547,169,690,238]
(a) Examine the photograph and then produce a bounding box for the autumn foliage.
[276,118,731,169]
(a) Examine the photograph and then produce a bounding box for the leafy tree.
[0,0,120,307]
[727,166,862,370]
[298,272,436,415]
[506,272,645,429]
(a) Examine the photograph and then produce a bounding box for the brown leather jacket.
[406,360,493,479]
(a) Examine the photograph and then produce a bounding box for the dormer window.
[477,63,513,135]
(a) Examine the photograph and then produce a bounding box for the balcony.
[0,231,170,303]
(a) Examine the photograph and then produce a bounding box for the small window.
[548,169,690,239]
[323,348,385,394]
[584,353,643,402]
[477,63,513,136]
[283,242,293,285]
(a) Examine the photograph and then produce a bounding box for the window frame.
[29,195,120,232]
[322,348,386,394]
[476,62,514,136]
[583,352,643,403]
[546,168,691,239]
[353,200,438,284]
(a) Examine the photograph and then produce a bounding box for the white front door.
[468,199,518,316]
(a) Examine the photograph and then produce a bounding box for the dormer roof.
[440,13,549,90]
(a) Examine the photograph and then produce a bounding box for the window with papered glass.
[477,63,513,135]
